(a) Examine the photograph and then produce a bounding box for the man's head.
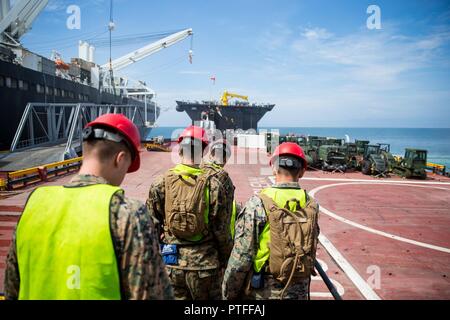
[80,114,141,186]
[207,140,231,167]
[270,142,307,183]
[177,125,209,165]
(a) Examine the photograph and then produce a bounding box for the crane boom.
[0,0,48,43]
[221,91,249,106]
[100,28,193,72]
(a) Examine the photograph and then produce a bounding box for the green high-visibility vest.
[253,187,306,273]
[170,164,209,241]
[16,184,122,300]
[230,200,237,239]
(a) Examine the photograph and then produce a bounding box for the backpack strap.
[259,193,278,215]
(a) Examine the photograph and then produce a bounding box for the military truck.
[318,145,348,172]
[355,140,370,156]
[326,138,344,146]
[344,142,358,169]
[378,143,396,172]
[360,144,388,176]
[393,149,428,179]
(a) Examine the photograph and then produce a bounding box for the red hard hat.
[270,142,307,169]
[86,113,141,173]
[178,125,209,146]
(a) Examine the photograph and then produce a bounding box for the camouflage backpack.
[201,163,235,196]
[164,170,210,241]
[259,192,320,284]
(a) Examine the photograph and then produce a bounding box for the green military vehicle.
[393,148,428,179]
[326,138,344,146]
[344,142,358,169]
[378,143,396,172]
[360,144,388,176]
[318,145,348,172]
[355,140,370,156]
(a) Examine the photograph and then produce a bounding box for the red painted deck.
[1,146,449,299]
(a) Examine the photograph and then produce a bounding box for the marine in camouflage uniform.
[147,127,233,300]
[201,159,235,226]
[201,140,237,238]
[147,170,233,300]
[4,174,174,300]
[222,181,315,300]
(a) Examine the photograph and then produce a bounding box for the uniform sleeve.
[222,196,266,300]
[3,232,20,300]
[208,176,233,267]
[145,175,165,236]
[110,195,173,300]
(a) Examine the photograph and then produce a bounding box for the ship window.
[45,86,53,95]
[78,93,83,101]
[0,76,4,87]
[61,89,66,97]
[36,84,44,94]
[84,95,89,101]
[55,88,61,97]
[18,80,28,90]
[6,77,17,88]
[11,78,17,88]
[69,91,75,99]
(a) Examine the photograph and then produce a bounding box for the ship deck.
[1,146,449,299]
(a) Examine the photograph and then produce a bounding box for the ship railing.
[10,103,147,160]
[1,157,83,191]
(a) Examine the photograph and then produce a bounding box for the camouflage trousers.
[166,267,222,300]
[244,275,311,300]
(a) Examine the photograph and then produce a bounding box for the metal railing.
[10,103,147,159]
[3,157,83,190]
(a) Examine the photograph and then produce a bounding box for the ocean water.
[147,127,450,169]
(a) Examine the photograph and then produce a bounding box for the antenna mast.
[108,0,115,94]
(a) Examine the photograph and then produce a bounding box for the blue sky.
[21,0,450,127]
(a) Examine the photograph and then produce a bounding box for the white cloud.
[291,25,450,85]
[44,0,67,12]
[258,23,293,51]
[178,70,211,75]
[251,22,450,127]
[301,27,333,40]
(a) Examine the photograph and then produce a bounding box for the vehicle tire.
[404,169,412,179]
[362,160,371,175]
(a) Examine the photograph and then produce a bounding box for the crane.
[221,91,249,106]
[100,28,193,95]
[100,28,193,72]
[0,0,49,46]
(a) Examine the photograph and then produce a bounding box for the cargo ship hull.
[0,60,159,149]
[176,101,275,132]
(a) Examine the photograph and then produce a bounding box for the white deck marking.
[310,182,450,254]
[302,176,450,186]
[311,258,345,298]
[319,233,382,300]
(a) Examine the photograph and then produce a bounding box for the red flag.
[210,76,216,85]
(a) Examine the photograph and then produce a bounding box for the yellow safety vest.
[253,187,306,273]
[16,184,122,300]
[230,200,237,239]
